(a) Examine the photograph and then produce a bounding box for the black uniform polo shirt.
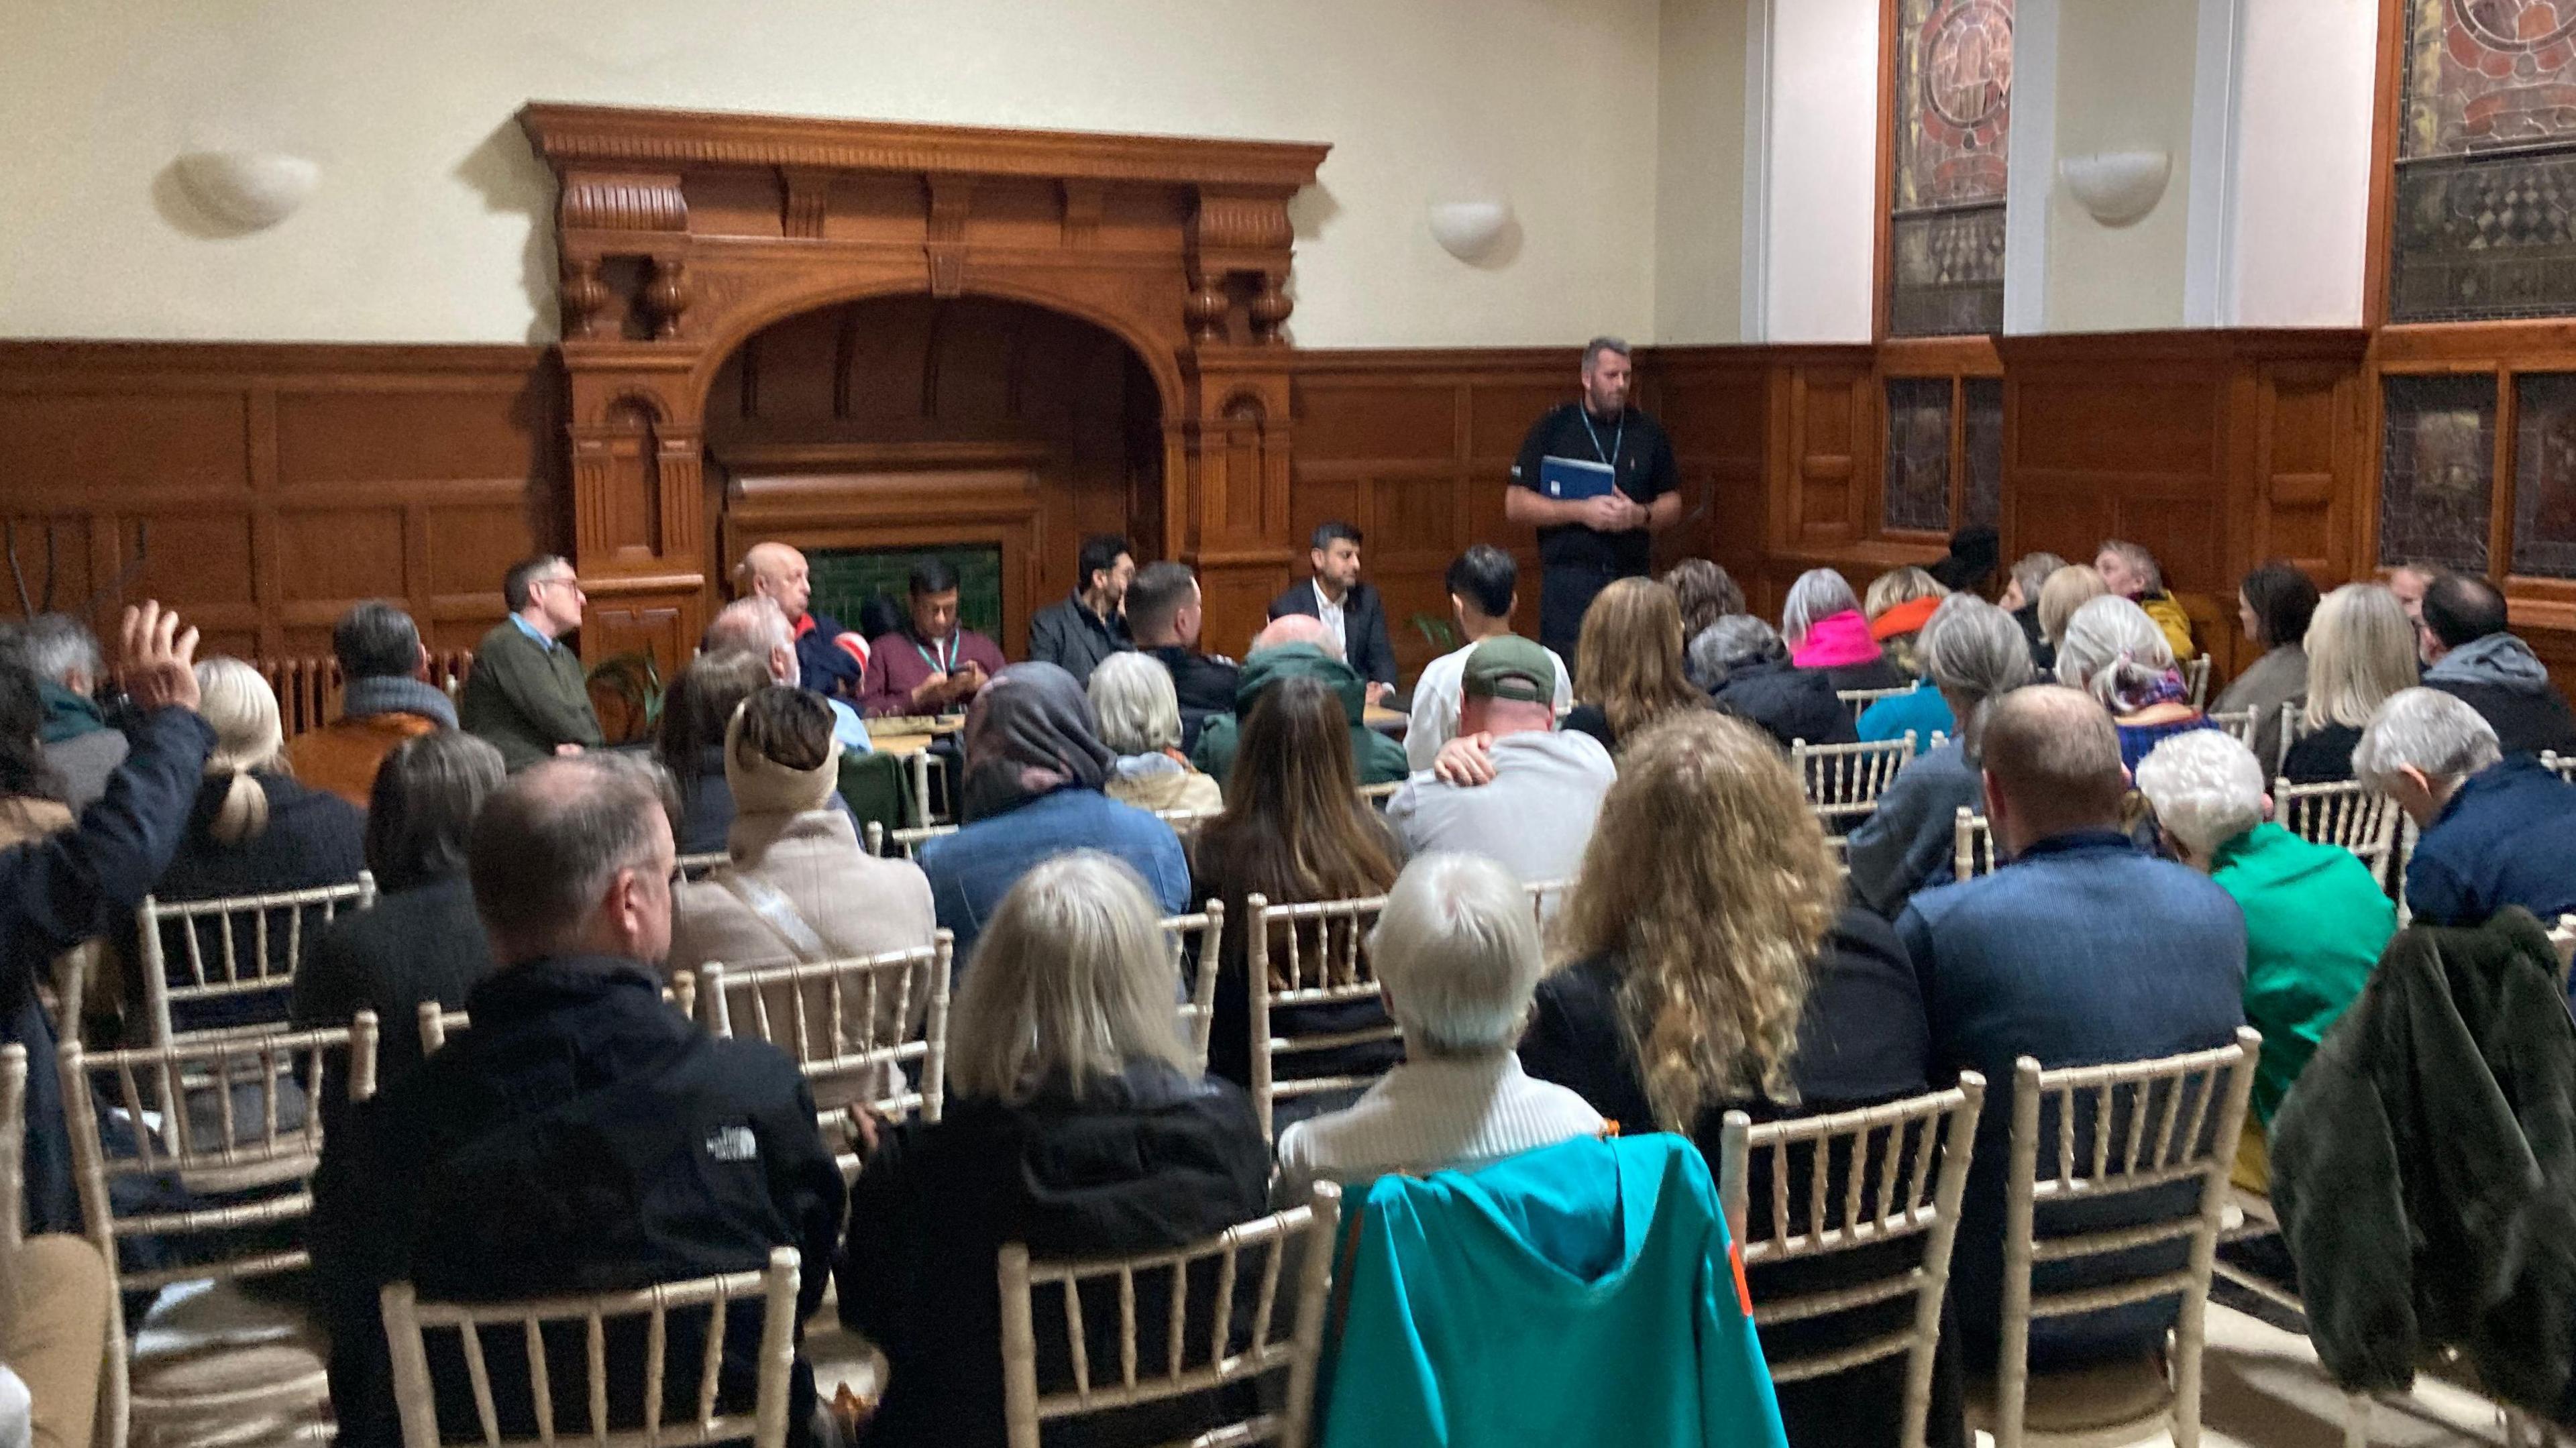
[1507,401,1679,574]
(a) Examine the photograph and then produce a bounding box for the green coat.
[2209,822,2395,1123]
[1189,645,1409,790]
[459,620,605,771]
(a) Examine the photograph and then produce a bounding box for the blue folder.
[1539,455,1617,501]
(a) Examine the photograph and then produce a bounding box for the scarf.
[2107,660,2192,716]
[722,704,842,817]
[959,663,1114,824]
[1113,750,1189,781]
[339,674,460,729]
[35,681,107,744]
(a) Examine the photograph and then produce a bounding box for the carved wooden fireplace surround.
[517,102,1330,668]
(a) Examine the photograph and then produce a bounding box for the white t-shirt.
[1404,638,1576,771]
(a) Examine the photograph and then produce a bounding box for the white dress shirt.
[1312,579,1347,655]
[1404,637,1576,771]
[1275,1050,1605,1204]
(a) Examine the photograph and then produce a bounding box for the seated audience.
[1269,521,1398,704]
[1561,577,1707,753]
[0,1231,111,1448]
[1999,551,2068,671]
[1087,651,1224,814]
[1896,687,2245,1371]
[1864,565,1949,677]
[0,602,210,1235]
[285,600,456,807]
[1663,557,1748,648]
[1026,533,1134,688]
[2055,595,2214,771]
[1409,545,1573,770]
[459,555,605,770]
[656,651,776,856]
[2357,687,2576,934]
[667,685,934,979]
[2281,583,2416,784]
[2387,561,2436,630]
[1193,676,1405,1117]
[2133,730,2391,1192]
[1191,616,1409,787]
[290,732,506,1129]
[1276,852,1602,1203]
[2035,563,2109,671]
[2212,563,2318,772]
[2094,539,2198,661]
[1517,710,1955,1448]
[1847,598,2031,918]
[838,852,1270,1448]
[5,614,128,811]
[313,756,845,1448]
[0,665,71,850]
[702,596,873,754]
[2418,571,2576,758]
[1385,637,1613,892]
[143,657,365,1034]
[1927,522,2001,596]
[1782,568,1908,693]
[1124,561,1237,753]
[858,559,1008,718]
[917,663,1188,966]
[737,541,871,700]
[1695,615,1854,748]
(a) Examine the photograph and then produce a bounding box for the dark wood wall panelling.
[0,343,561,662]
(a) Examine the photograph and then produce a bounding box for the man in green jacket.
[460,555,606,771]
[1191,616,1408,789]
[2135,729,2394,1188]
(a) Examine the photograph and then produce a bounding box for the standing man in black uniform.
[1506,336,1681,663]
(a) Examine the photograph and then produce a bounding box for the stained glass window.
[1964,378,2004,526]
[1889,0,2012,336]
[2391,0,2576,321]
[1884,380,1954,533]
[2379,375,2497,571]
[2513,374,2576,576]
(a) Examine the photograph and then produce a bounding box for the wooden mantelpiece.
[516,102,1331,667]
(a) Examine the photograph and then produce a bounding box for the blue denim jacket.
[917,787,1191,970]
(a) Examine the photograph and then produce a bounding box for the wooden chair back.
[1356,781,1401,805]
[62,1017,381,1448]
[138,874,378,1046]
[883,822,957,860]
[256,650,474,740]
[1794,734,1917,836]
[0,1045,23,1267]
[700,936,955,1176]
[676,851,730,882]
[1837,685,1917,724]
[1155,807,1224,840]
[2182,656,2212,710]
[2208,709,2255,748]
[2544,750,2576,786]
[1716,1076,1987,1448]
[1245,891,1395,1141]
[1953,809,1995,882]
[998,1182,1342,1448]
[2551,915,2576,987]
[2273,777,2403,888]
[416,973,696,1062]
[380,1247,802,1448]
[2273,701,2305,778]
[1985,1028,2261,1448]
[1164,904,1227,1071]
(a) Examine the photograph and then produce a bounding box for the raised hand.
[118,601,201,714]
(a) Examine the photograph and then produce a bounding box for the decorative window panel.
[809,544,1005,641]
[1889,0,2012,337]
[1884,378,1956,533]
[2513,373,2576,576]
[1964,377,2004,527]
[2379,374,2497,572]
[2391,0,2576,321]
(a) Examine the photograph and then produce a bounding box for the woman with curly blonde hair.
[1561,577,1706,753]
[1518,708,1955,1448]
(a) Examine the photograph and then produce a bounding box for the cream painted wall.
[0,0,1662,347]
[2043,0,2200,331]
[1759,0,1880,342]
[1654,0,1749,343]
[2229,0,2375,327]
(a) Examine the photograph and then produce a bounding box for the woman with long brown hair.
[1560,576,1705,753]
[1191,674,1402,1120]
[1519,710,1956,1448]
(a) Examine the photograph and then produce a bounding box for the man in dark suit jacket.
[1267,520,1398,704]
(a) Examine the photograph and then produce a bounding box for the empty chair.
[138,876,378,1045]
[60,1017,381,1448]
[380,1247,804,1448]
[1971,1029,2260,1448]
[998,1182,1342,1448]
[2271,777,2403,889]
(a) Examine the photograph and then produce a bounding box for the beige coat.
[668,808,936,978]
[1105,762,1223,815]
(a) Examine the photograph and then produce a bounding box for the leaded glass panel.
[2380,374,2497,571]
[1890,0,2012,337]
[2513,372,2576,576]
[2392,0,2576,321]
[1964,377,2004,527]
[1885,379,1955,534]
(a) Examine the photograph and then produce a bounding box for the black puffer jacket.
[2272,911,2576,1423]
[313,956,846,1448]
[839,1064,1272,1447]
[1711,658,1859,750]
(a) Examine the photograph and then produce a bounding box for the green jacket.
[2210,822,2394,1123]
[458,620,605,771]
[1189,645,1409,790]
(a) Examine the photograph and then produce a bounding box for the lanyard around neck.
[913,632,959,673]
[1578,407,1625,469]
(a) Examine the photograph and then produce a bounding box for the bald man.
[1896,685,2245,1376]
[734,542,868,701]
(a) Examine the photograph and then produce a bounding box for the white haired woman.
[2055,594,2216,772]
[837,850,1270,1448]
[1846,597,2033,919]
[1275,854,1601,1203]
[1087,650,1223,814]
[2281,583,2418,784]
[2134,730,2391,1190]
[1782,568,1907,693]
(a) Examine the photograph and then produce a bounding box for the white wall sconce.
[174,151,319,231]
[2058,150,2170,227]
[1428,199,1512,262]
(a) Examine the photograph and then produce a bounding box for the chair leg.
[2341,1391,2371,1448]
[2173,1309,2206,1448]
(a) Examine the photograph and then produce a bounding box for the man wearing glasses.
[460,554,608,769]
